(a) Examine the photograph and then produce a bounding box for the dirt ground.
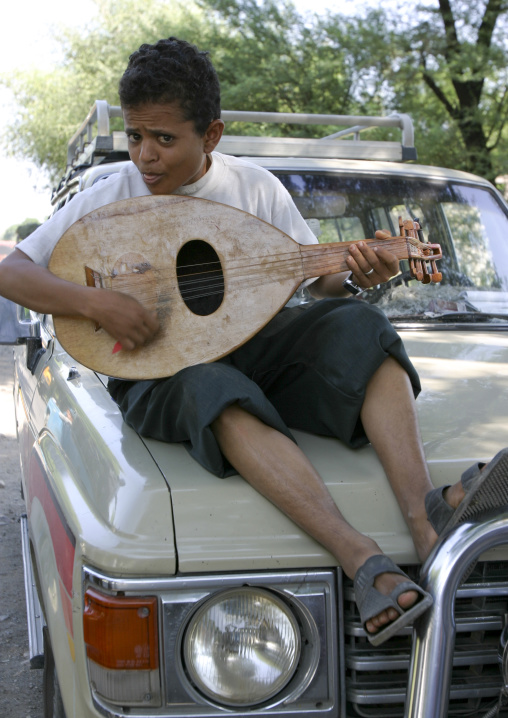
[0,242,44,715]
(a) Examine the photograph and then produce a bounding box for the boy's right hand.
[0,250,159,351]
[86,289,160,351]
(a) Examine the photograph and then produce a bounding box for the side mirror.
[0,296,35,344]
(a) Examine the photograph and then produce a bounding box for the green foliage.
[356,1,508,181]
[201,0,355,126]
[4,67,94,185]
[1,0,211,183]
[2,219,41,242]
[2,224,21,242]
[16,220,42,241]
[2,0,508,183]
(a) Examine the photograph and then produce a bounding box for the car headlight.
[183,587,301,706]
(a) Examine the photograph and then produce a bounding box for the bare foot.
[412,481,467,563]
[364,570,419,636]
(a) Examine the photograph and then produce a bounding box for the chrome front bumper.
[407,509,508,717]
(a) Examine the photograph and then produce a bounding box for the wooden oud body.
[49,195,306,379]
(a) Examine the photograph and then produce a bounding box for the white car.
[9,102,508,718]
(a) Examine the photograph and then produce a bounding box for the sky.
[0,0,99,236]
[0,0,360,238]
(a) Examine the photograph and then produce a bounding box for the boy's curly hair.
[119,37,221,135]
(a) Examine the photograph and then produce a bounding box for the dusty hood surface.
[145,330,508,573]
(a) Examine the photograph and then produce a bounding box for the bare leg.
[360,357,465,562]
[211,354,472,635]
[211,403,418,635]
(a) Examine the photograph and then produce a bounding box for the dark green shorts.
[109,298,421,477]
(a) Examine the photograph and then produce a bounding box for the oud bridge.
[84,254,158,333]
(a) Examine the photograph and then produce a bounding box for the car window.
[441,185,506,290]
[276,172,508,322]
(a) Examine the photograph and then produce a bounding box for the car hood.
[145,330,508,573]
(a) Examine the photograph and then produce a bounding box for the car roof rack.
[66,100,417,172]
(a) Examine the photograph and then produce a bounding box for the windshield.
[276,172,508,324]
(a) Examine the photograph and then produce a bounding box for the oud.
[48,195,442,379]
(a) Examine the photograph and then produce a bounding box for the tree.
[421,0,508,180]
[333,0,508,181]
[1,219,41,242]
[199,0,508,179]
[1,0,213,183]
[2,0,507,183]
[198,0,355,127]
[2,0,359,185]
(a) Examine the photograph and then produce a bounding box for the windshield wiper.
[389,311,508,323]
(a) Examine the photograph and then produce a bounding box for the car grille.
[343,561,508,717]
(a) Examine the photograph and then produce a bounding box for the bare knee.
[212,403,270,445]
[366,356,410,394]
[211,402,244,436]
[375,355,401,377]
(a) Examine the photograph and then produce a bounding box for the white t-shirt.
[17,152,318,268]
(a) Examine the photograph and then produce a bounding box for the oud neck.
[300,236,411,279]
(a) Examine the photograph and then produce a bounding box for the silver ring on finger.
[365,268,374,276]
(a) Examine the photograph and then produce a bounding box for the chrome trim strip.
[20,514,45,668]
[83,566,331,593]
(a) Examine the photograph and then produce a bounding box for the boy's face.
[123,102,223,195]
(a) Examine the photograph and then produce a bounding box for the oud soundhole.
[176,239,224,316]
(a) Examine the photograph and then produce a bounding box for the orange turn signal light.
[83,588,158,670]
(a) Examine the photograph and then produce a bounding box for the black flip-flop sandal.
[425,447,508,537]
[354,554,433,646]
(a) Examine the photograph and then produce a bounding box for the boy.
[1,37,506,646]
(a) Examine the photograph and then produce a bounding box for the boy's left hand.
[345,229,400,290]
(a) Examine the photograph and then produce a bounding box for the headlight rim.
[180,585,310,708]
